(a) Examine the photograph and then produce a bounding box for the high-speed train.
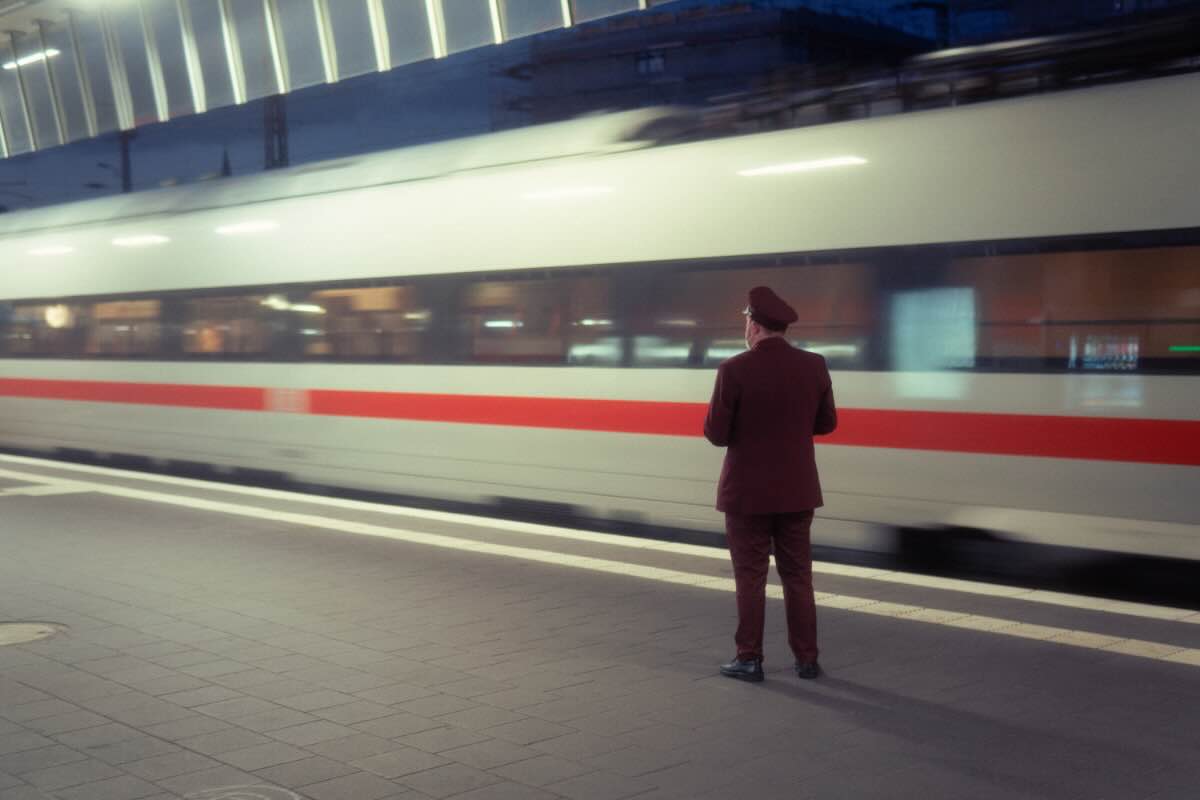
[1,69,1198,562]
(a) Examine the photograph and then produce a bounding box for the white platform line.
[1,454,1195,625]
[0,462,1197,669]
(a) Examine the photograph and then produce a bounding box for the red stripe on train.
[1,377,1198,466]
[307,389,703,436]
[0,378,263,411]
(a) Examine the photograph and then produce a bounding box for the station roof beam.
[0,0,657,160]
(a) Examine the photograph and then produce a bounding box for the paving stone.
[451,781,562,800]
[122,750,222,781]
[141,716,232,742]
[192,697,284,722]
[492,753,593,787]
[301,771,404,800]
[547,770,656,800]
[254,758,357,786]
[532,732,627,761]
[155,764,263,796]
[353,685,438,706]
[483,718,576,745]
[51,774,163,800]
[213,742,311,771]
[0,787,58,800]
[0,745,88,775]
[351,714,444,739]
[85,736,181,765]
[157,687,245,708]
[0,734,53,757]
[120,675,212,697]
[583,746,690,778]
[398,763,501,799]
[436,706,527,731]
[225,708,316,733]
[1,700,80,723]
[22,710,110,737]
[397,726,489,754]
[304,734,401,763]
[440,739,541,770]
[314,701,396,725]
[176,728,272,757]
[350,747,449,779]
[178,661,253,679]
[268,722,358,747]
[394,696,478,719]
[22,758,125,791]
[252,756,358,789]
[273,691,357,712]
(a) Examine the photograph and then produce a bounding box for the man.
[703,285,838,682]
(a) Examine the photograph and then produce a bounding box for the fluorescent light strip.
[738,156,868,177]
[2,48,60,70]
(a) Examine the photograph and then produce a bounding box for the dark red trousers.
[725,510,818,664]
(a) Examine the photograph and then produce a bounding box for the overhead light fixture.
[2,48,60,71]
[522,186,614,200]
[737,156,868,177]
[288,303,326,314]
[112,234,170,248]
[215,220,279,236]
[28,245,75,257]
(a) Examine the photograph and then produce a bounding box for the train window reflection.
[2,303,86,356]
[949,246,1200,372]
[635,262,876,368]
[87,300,163,356]
[182,294,287,357]
[302,285,429,361]
[459,275,618,365]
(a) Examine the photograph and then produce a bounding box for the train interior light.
[111,235,169,248]
[737,156,868,177]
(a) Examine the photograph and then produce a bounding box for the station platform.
[1,453,1198,800]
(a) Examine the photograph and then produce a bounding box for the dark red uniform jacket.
[703,337,838,513]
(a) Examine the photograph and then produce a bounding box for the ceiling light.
[2,49,60,71]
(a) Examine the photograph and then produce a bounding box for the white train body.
[1,73,1198,559]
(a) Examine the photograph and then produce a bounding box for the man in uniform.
[704,285,838,682]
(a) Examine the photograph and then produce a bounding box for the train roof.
[0,107,696,238]
[1,67,1198,302]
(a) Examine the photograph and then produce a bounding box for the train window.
[86,300,164,357]
[1,302,87,357]
[456,275,619,366]
[633,262,876,368]
[299,285,431,361]
[181,293,290,358]
[948,246,1200,372]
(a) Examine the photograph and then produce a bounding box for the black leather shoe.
[720,658,764,683]
[795,661,821,680]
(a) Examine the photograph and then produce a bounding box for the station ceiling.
[0,0,654,159]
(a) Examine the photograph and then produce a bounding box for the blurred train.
[1,68,1198,562]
